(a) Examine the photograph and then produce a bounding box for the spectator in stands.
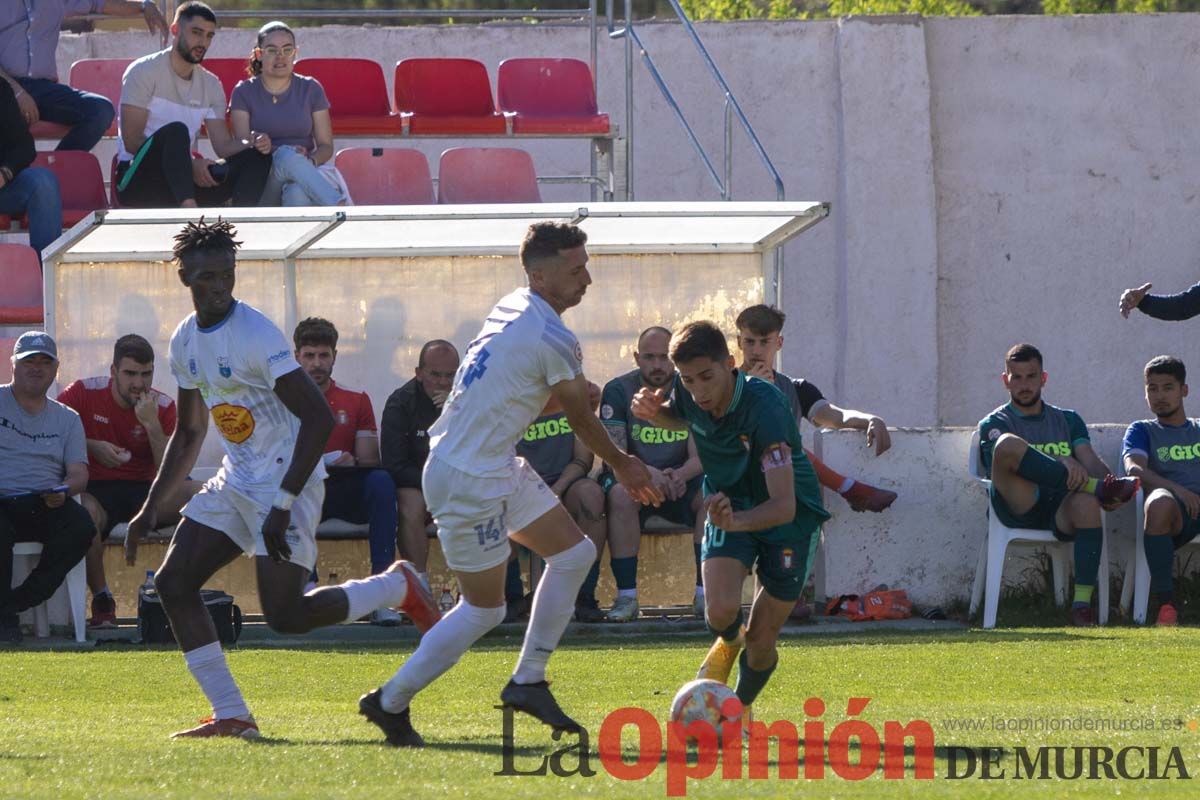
[230,22,349,207]
[516,385,608,623]
[380,340,459,591]
[58,334,198,629]
[0,332,95,644]
[293,318,401,626]
[0,0,167,152]
[600,327,705,621]
[0,81,62,263]
[115,2,270,209]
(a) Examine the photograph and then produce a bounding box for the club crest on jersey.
[212,403,255,444]
[781,548,794,570]
[217,356,232,379]
[574,342,584,364]
[600,403,614,420]
[740,434,751,451]
[337,409,349,425]
[188,358,197,376]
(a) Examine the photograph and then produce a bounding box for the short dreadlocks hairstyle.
[173,217,241,266]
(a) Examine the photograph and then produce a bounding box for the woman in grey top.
[230,21,348,206]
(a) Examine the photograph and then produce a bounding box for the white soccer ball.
[669,679,743,735]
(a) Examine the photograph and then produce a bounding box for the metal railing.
[606,0,784,203]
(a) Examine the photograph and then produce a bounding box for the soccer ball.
[669,679,743,735]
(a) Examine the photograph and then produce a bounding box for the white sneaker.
[606,595,639,622]
[370,607,404,627]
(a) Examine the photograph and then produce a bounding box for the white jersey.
[429,288,583,478]
[169,301,327,492]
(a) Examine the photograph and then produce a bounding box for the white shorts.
[422,454,559,573]
[180,469,324,571]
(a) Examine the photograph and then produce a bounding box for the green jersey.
[671,369,829,526]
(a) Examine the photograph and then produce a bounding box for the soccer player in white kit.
[126,219,439,739]
[359,222,663,747]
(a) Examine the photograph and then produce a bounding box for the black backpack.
[138,587,242,645]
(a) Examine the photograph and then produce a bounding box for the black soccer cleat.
[500,679,583,734]
[359,689,425,747]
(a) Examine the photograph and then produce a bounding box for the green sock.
[1073,585,1094,607]
[577,561,600,604]
[1082,477,1099,495]
[1072,527,1102,593]
[611,556,638,592]
[1144,534,1176,594]
[734,649,777,707]
[1016,448,1069,489]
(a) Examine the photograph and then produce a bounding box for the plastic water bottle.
[141,570,155,594]
[439,588,454,613]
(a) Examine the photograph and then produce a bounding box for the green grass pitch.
[2,627,1200,799]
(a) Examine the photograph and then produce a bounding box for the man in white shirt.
[114,2,269,208]
[126,218,438,740]
[359,222,663,747]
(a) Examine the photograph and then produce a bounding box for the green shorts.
[989,484,1072,540]
[701,509,821,602]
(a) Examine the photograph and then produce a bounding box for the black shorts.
[88,480,152,539]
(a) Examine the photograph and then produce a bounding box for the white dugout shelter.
[42,202,827,471]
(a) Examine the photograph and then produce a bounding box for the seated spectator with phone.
[115,2,269,209]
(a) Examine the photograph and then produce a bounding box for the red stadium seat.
[394,59,506,136]
[294,58,400,135]
[33,152,108,227]
[0,338,15,383]
[68,58,132,137]
[0,245,44,325]
[201,58,250,103]
[334,148,435,205]
[497,58,611,136]
[437,147,541,204]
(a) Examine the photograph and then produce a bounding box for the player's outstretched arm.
[273,368,336,495]
[630,386,688,431]
[810,403,891,456]
[259,368,336,562]
[552,375,663,507]
[1121,281,1200,321]
[126,387,208,565]
[704,444,797,533]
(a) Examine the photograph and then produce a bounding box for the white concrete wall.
[51,16,1200,604]
[59,15,1200,430]
[819,425,1139,607]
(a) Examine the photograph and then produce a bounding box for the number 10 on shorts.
[475,511,506,548]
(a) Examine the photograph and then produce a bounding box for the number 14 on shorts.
[475,511,506,547]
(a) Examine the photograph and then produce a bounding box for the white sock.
[341,571,408,623]
[694,586,705,599]
[617,588,637,599]
[183,641,249,720]
[380,600,506,713]
[512,538,596,685]
[837,478,856,495]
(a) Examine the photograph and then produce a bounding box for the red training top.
[323,379,378,455]
[57,376,177,482]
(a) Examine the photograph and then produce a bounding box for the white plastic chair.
[1118,487,1200,624]
[11,542,87,642]
[967,430,1110,628]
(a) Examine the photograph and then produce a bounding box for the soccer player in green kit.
[631,321,829,709]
